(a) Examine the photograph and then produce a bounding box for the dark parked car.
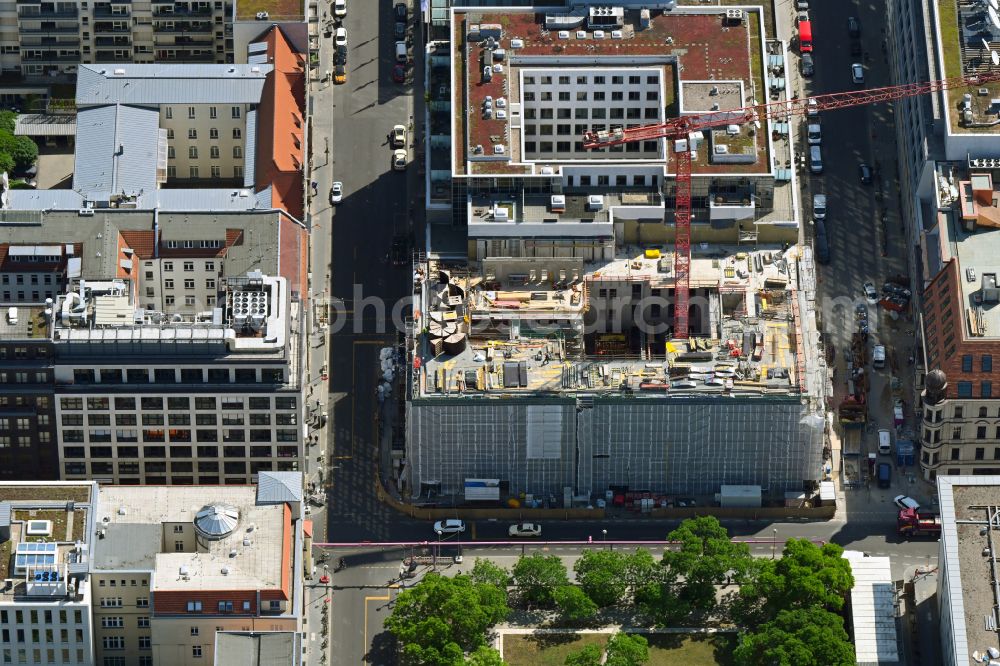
[800,52,814,77]
[394,21,406,39]
[335,44,347,64]
[858,163,873,184]
[877,462,891,489]
[393,2,407,22]
[392,62,407,83]
[814,219,830,264]
[847,16,861,38]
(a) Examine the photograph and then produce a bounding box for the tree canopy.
[573,549,628,607]
[563,644,603,666]
[552,584,598,622]
[385,572,509,666]
[511,553,569,606]
[604,633,650,666]
[469,558,510,591]
[733,607,855,666]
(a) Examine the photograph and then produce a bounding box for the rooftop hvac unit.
[78,209,95,216]
[587,195,604,211]
[726,124,740,135]
[493,205,509,221]
[493,144,505,154]
[550,194,566,212]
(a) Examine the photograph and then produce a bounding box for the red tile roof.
[119,230,156,260]
[255,26,306,222]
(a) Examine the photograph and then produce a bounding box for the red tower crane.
[582,71,1000,339]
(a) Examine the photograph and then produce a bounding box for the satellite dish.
[985,38,993,52]
[993,50,1000,66]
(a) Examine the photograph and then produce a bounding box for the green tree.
[0,131,36,171]
[734,607,855,666]
[469,558,510,591]
[511,553,569,606]
[553,585,598,622]
[0,111,15,133]
[605,633,649,666]
[465,645,507,666]
[0,151,14,176]
[666,517,751,617]
[564,643,603,666]
[622,548,660,600]
[385,572,509,665]
[573,550,627,607]
[732,540,854,626]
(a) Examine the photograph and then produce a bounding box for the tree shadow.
[527,632,582,649]
[365,630,396,665]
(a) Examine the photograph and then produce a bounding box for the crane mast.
[582,71,1000,339]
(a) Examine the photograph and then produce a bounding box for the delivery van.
[872,344,886,369]
[799,19,813,53]
[878,429,892,455]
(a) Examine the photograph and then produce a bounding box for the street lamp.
[434,529,442,570]
[771,528,778,560]
[602,529,608,550]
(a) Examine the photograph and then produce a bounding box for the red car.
[392,63,406,83]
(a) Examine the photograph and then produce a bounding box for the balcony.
[21,36,80,46]
[153,5,212,16]
[18,24,79,33]
[95,50,133,60]
[155,51,215,61]
[93,7,130,17]
[153,21,212,32]
[95,36,131,46]
[154,35,213,46]
[18,8,78,18]
[21,52,80,61]
[93,22,130,32]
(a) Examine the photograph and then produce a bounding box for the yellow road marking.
[363,585,400,664]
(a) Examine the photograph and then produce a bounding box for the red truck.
[897,508,941,538]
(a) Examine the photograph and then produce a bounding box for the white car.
[390,124,406,149]
[851,63,864,85]
[333,0,346,18]
[806,98,819,117]
[807,122,821,145]
[330,181,343,204]
[433,519,465,534]
[894,495,920,510]
[863,281,879,304]
[392,148,408,171]
[508,523,542,538]
[334,27,347,47]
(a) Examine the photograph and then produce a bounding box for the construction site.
[402,235,829,504]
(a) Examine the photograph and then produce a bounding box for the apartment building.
[0,0,235,77]
[0,482,97,666]
[0,208,308,485]
[404,5,828,502]
[918,170,1000,479]
[89,474,303,666]
[2,26,305,221]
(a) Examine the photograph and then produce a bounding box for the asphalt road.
[319,1,422,663]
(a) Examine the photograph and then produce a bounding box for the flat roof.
[453,6,769,176]
[93,485,288,592]
[235,0,303,21]
[935,0,1000,134]
[215,632,301,666]
[843,551,900,664]
[947,210,1000,339]
[938,476,1000,666]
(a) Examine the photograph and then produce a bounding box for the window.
[218,601,233,612]
[234,166,244,178]
[165,107,173,119]
[953,427,963,440]
[189,146,198,159]
[187,106,196,119]
[209,127,219,140]
[138,637,151,650]
[186,601,202,612]
[102,637,124,650]
[233,127,242,139]
[985,381,993,398]
[163,262,173,272]
[977,447,986,460]
[193,646,203,658]
[100,598,123,608]
[233,146,243,159]
[951,448,961,460]
[185,296,196,306]
[184,279,195,289]
[962,354,973,372]
[188,128,197,140]
[958,381,973,397]
[231,106,241,119]
[955,406,964,418]
[205,261,215,272]
[985,355,994,372]
[165,296,175,306]
[167,146,175,159]
[189,166,199,178]
[209,106,217,119]
[100,617,123,628]
[137,616,149,628]
[979,426,988,439]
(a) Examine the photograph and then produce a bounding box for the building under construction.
[401,3,829,505]
[403,234,828,503]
